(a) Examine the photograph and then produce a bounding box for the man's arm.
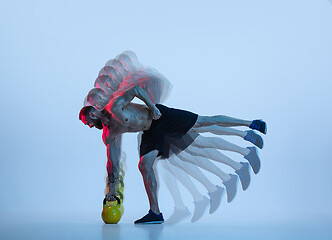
[109,85,161,123]
[105,134,122,201]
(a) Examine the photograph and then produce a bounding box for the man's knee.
[138,150,158,173]
[193,116,212,128]
[138,157,148,173]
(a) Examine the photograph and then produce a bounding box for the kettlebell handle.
[103,196,121,205]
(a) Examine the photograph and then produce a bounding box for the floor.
[1,221,331,240]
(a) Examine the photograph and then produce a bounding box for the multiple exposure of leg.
[193,115,267,135]
[194,125,264,149]
[185,145,242,170]
[193,115,252,128]
[188,136,261,174]
[159,161,191,223]
[184,145,251,191]
[178,151,230,181]
[166,157,209,222]
[135,116,266,223]
[178,151,237,202]
[168,156,223,220]
[191,135,250,156]
[194,125,246,137]
[169,157,217,193]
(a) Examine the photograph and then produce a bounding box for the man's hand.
[106,192,117,201]
[152,105,162,120]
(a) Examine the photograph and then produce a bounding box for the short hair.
[79,106,95,121]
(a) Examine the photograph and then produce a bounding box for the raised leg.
[159,161,191,224]
[191,135,250,156]
[163,159,203,202]
[138,150,160,214]
[168,156,218,220]
[193,115,252,128]
[195,125,246,138]
[185,146,243,170]
[187,141,261,175]
[177,151,238,203]
[177,151,231,182]
[195,125,264,149]
[169,157,217,193]
[160,161,187,209]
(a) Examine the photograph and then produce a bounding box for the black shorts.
[139,104,199,159]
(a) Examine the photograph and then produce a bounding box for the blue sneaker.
[235,162,251,191]
[222,174,239,203]
[244,147,261,174]
[249,120,267,134]
[134,210,164,224]
[244,130,264,149]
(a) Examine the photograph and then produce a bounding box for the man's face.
[81,112,103,130]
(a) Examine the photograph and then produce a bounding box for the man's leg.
[162,158,210,222]
[177,151,230,182]
[193,115,267,134]
[168,156,222,219]
[193,115,252,128]
[138,150,160,214]
[135,150,164,224]
[159,161,191,224]
[169,156,218,193]
[181,147,250,191]
[195,125,247,137]
[187,138,261,175]
[176,152,238,203]
[191,135,250,156]
[194,125,264,149]
[185,146,242,170]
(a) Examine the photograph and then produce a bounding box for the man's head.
[86,88,111,111]
[79,106,104,130]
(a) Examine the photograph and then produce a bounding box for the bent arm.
[106,135,122,199]
[135,85,156,110]
[111,85,156,114]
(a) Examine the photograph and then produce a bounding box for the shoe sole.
[135,221,164,224]
[260,119,267,134]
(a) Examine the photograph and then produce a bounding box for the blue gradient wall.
[1,0,331,224]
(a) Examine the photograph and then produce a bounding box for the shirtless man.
[79,84,267,224]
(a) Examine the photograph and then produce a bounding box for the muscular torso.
[102,103,153,145]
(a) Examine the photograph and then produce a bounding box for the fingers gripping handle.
[103,196,121,205]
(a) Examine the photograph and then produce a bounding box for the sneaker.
[249,120,267,134]
[208,185,225,214]
[244,147,261,174]
[222,174,239,203]
[134,210,164,224]
[244,130,264,149]
[235,162,251,191]
[191,196,209,223]
[166,207,191,224]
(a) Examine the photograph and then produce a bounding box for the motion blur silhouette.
[79,51,267,224]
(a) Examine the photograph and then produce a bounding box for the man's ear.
[89,112,97,119]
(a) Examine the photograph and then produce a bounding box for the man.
[79,84,266,224]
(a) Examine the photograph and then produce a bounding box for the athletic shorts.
[139,104,199,159]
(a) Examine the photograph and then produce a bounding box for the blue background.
[1,0,331,233]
